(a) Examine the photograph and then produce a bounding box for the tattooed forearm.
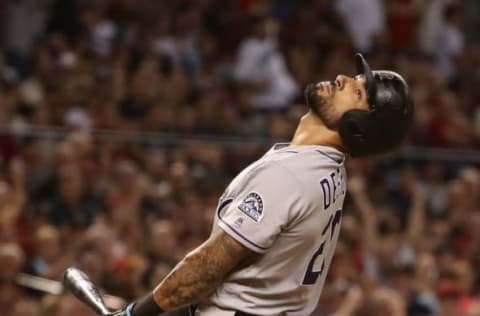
[152,231,254,310]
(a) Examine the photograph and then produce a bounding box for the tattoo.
[152,230,255,310]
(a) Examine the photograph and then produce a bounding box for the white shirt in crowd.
[335,0,386,53]
[233,38,298,110]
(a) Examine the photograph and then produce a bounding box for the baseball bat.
[63,267,111,315]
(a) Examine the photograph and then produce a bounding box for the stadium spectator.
[0,1,479,315]
[335,0,386,53]
[233,7,298,111]
[433,2,465,81]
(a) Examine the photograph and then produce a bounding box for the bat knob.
[63,267,111,315]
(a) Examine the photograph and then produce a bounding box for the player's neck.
[290,111,346,153]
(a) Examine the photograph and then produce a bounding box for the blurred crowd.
[0,0,479,315]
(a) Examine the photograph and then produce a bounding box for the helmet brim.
[355,53,376,110]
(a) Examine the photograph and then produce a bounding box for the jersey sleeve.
[217,162,307,253]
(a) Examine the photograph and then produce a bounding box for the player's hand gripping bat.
[63,267,111,315]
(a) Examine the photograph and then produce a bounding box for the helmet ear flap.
[339,109,373,157]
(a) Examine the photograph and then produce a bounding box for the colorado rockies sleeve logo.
[238,192,264,222]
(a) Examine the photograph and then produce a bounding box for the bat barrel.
[63,268,111,315]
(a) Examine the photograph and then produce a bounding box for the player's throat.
[290,111,346,152]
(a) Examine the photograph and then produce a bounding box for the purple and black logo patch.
[238,192,264,222]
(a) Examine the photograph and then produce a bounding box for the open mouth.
[323,82,331,95]
[315,81,332,95]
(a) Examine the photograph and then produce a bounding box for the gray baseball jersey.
[195,144,347,316]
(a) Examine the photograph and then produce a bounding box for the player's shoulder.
[238,144,345,190]
[246,144,344,193]
[263,143,345,173]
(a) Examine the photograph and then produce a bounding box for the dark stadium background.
[0,0,480,315]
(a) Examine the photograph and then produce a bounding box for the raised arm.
[405,182,426,246]
[332,286,363,316]
[348,176,379,252]
[0,158,25,226]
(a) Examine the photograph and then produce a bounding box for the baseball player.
[109,53,414,316]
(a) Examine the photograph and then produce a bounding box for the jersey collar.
[270,143,345,164]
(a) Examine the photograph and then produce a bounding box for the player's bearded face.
[304,83,341,130]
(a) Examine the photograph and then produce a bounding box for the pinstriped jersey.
[196,144,347,316]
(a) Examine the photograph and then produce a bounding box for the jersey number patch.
[302,210,342,285]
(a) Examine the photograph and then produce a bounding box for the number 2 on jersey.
[302,210,342,285]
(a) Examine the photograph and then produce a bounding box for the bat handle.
[63,268,111,315]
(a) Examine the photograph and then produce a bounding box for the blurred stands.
[0,0,479,315]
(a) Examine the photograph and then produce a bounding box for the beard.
[304,84,340,130]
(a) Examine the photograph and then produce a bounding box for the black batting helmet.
[339,54,414,157]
